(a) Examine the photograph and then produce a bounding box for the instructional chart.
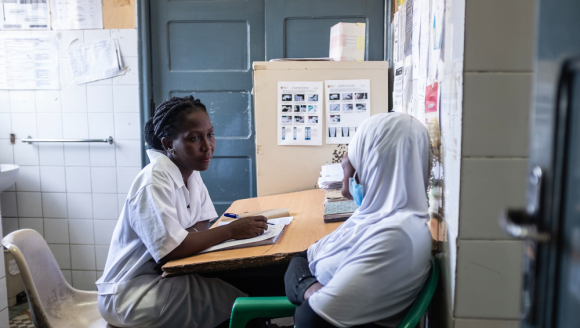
[277,81,323,146]
[325,79,371,144]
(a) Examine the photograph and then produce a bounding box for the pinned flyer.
[325,79,371,144]
[277,81,323,146]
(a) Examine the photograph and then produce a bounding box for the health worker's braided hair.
[144,96,207,150]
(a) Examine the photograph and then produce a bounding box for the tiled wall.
[0,29,141,291]
[450,0,535,326]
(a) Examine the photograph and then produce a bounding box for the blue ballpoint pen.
[224,213,274,225]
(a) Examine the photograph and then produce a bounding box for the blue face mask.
[349,171,364,206]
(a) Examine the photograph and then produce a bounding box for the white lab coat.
[96,149,245,328]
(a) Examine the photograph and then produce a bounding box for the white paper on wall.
[51,0,103,30]
[392,11,399,64]
[393,61,404,112]
[0,0,50,30]
[277,81,323,146]
[403,0,414,57]
[412,0,421,80]
[67,39,126,84]
[419,0,430,81]
[429,0,445,81]
[403,56,414,113]
[325,79,371,144]
[0,35,60,89]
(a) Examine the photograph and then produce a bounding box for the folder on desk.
[218,208,290,223]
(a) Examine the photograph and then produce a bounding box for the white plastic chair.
[2,229,113,328]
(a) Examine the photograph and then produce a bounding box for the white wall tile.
[61,86,87,113]
[84,29,111,43]
[462,73,531,157]
[116,167,140,193]
[464,0,534,72]
[92,194,118,219]
[0,114,11,135]
[63,144,90,166]
[0,192,17,217]
[113,57,139,85]
[18,218,43,236]
[13,141,39,166]
[40,166,66,192]
[39,144,64,166]
[35,90,62,113]
[111,29,137,57]
[65,167,92,193]
[0,278,7,311]
[455,240,523,319]
[11,113,37,139]
[87,86,113,112]
[16,166,40,192]
[90,167,117,193]
[41,192,67,218]
[48,244,71,269]
[44,218,69,243]
[9,91,35,113]
[114,112,140,140]
[62,113,89,139]
[89,143,116,167]
[59,58,74,86]
[460,158,527,239]
[72,270,97,291]
[115,140,141,167]
[94,220,116,245]
[61,269,72,285]
[36,113,63,139]
[70,245,95,270]
[66,193,92,219]
[88,113,115,139]
[1,218,18,237]
[16,192,42,217]
[0,90,10,112]
[95,245,109,270]
[56,30,84,58]
[69,219,94,244]
[96,270,103,280]
[0,307,8,327]
[117,194,126,215]
[113,85,139,113]
[0,140,14,164]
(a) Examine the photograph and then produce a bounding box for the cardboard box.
[329,23,366,61]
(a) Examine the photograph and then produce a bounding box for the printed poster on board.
[325,79,371,144]
[277,81,323,146]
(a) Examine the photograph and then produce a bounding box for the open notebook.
[200,216,293,254]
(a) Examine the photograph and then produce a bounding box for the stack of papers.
[325,189,348,203]
[323,200,359,223]
[318,163,344,190]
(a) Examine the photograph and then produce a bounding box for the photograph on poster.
[308,105,318,112]
[305,127,311,140]
[295,94,305,101]
[342,93,353,100]
[293,127,297,140]
[282,105,291,112]
[342,127,350,137]
[330,115,341,123]
[282,127,286,140]
[300,105,307,112]
[294,116,305,124]
[342,104,353,111]
[294,105,300,112]
[282,116,292,124]
[329,93,340,100]
[308,94,318,101]
[282,94,292,101]
[308,116,319,124]
[355,93,368,100]
[356,103,366,110]
[329,127,337,137]
[330,104,340,111]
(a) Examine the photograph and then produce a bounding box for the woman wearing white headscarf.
[284,112,433,327]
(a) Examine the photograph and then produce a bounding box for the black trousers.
[284,251,382,328]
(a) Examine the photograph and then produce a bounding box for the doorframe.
[137,0,153,168]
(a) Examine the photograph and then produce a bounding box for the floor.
[8,301,33,328]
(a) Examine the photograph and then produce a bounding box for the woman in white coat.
[96,96,269,328]
[285,112,433,327]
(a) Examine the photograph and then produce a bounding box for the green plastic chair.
[229,256,439,328]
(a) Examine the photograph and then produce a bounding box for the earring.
[169,149,175,154]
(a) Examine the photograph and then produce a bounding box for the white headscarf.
[306,112,433,327]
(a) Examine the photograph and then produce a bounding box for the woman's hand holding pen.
[226,215,269,239]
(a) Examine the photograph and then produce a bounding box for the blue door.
[146,1,385,215]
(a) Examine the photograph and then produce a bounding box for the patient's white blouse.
[96,149,217,295]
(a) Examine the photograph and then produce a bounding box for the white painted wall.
[0,28,141,299]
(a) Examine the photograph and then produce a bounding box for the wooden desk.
[162,189,342,277]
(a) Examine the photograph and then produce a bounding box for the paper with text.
[67,39,125,84]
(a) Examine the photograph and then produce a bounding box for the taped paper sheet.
[0,35,59,89]
[277,81,323,146]
[51,0,103,30]
[67,39,125,84]
[0,0,50,30]
[325,79,371,144]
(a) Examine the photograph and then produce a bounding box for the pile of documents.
[317,163,344,190]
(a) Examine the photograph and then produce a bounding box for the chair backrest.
[2,229,76,328]
[396,256,440,328]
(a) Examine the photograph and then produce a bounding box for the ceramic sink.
[0,164,19,193]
